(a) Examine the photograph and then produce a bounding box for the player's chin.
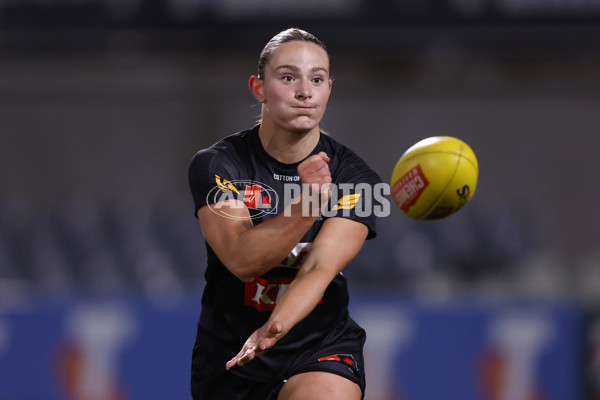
[287,117,320,134]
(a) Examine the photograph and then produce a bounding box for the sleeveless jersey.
[188,125,382,381]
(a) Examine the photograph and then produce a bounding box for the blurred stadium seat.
[0,193,539,304]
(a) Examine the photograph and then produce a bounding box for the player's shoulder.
[321,132,380,179]
[320,132,365,163]
[190,127,256,167]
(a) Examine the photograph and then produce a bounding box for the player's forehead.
[266,41,329,75]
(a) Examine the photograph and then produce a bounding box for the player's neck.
[258,120,320,164]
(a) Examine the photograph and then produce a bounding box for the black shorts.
[191,318,366,400]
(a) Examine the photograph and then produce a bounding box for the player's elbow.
[235,271,258,284]
[225,259,260,283]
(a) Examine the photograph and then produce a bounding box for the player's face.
[260,41,332,134]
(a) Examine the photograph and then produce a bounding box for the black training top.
[188,125,382,381]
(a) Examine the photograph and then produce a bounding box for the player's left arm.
[226,216,368,369]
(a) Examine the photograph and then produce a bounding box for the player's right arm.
[195,152,331,283]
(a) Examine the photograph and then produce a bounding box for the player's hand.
[225,321,284,370]
[297,151,332,204]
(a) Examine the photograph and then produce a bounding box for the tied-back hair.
[257,28,328,80]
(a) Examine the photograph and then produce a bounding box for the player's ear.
[249,75,265,103]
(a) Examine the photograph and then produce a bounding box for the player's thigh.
[277,371,361,400]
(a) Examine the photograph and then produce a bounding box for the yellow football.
[390,136,478,220]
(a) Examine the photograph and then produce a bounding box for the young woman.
[188,27,382,400]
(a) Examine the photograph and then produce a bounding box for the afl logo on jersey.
[208,175,278,220]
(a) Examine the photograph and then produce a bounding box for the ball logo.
[391,165,429,213]
[207,175,278,220]
[456,185,471,210]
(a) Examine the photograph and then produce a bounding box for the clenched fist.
[297,152,332,206]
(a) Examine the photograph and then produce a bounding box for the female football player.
[188,27,382,400]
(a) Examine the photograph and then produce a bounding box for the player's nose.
[296,79,312,100]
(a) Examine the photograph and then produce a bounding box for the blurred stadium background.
[1,1,600,399]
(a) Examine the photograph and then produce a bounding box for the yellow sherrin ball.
[390,136,479,220]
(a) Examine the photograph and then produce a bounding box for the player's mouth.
[292,106,316,113]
